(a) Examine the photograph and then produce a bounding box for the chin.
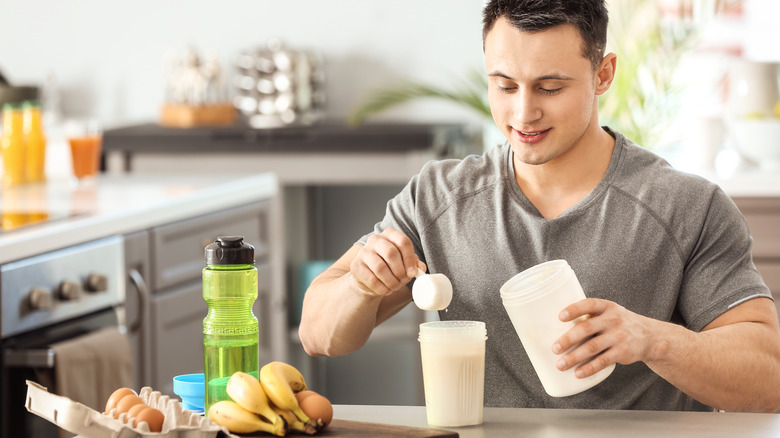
[510,146,555,166]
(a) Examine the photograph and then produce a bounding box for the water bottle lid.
[204,236,254,265]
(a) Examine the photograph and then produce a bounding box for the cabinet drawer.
[150,202,269,291]
[254,263,273,365]
[733,198,780,259]
[755,262,780,318]
[756,261,780,295]
[150,280,205,396]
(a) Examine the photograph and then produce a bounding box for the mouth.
[514,128,551,144]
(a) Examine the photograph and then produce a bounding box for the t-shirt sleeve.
[679,187,772,331]
[356,173,425,262]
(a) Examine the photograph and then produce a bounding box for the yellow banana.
[207,400,284,435]
[226,371,287,435]
[260,361,315,427]
[272,404,317,435]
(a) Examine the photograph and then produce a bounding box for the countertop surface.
[334,404,780,438]
[0,173,278,263]
[696,170,780,198]
[665,148,780,198]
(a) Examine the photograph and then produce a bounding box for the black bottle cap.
[204,236,254,265]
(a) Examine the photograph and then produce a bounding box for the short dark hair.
[482,0,609,70]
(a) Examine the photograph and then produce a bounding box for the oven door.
[1,308,121,437]
[0,235,127,438]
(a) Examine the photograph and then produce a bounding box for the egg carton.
[25,380,240,438]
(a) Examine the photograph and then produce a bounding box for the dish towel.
[51,326,133,438]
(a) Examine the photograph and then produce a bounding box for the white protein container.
[500,260,615,397]
[418,321,487,427]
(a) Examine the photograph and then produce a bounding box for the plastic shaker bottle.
[500,260,615,397]
[202,236,259,414]
[418,320,487,427]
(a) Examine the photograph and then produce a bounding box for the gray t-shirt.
[358,129,771,410]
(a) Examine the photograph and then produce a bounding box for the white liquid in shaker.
[420,343,485,427]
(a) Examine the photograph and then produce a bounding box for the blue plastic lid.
[173,373,205,414]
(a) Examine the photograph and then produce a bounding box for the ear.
[595,52,617,96]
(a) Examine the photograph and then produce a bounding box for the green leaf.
[348,69,492,126]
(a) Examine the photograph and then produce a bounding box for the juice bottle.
[202,236,259,415]
[1,103,26,187]
[22,101,46,183]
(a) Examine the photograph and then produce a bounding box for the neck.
[514,125,615,219]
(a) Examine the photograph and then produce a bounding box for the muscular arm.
[298,229,422,357]
[555,297,780,412]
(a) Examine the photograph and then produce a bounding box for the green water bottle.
[202,235,259,415]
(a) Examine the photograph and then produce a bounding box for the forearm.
[298,269,383,357]
[645,319,780,412]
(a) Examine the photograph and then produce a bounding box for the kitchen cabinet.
[124,201,282,396]
[289,185,426,406]
[732,197,780,315]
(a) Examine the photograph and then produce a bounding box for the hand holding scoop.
[412,268,453,311]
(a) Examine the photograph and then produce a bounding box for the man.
[299,0,780,412]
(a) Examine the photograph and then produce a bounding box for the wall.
[0,0,486,128]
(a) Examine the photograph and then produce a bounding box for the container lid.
[172,373,204,413]
[500,260,570,303]
[204,235,254,265]
[0,85,39,107]
[418,320,487,343]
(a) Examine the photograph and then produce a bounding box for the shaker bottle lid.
[204,235,254,265]
[0,85,39,107]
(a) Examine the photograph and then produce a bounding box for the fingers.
[553,299,646,378]
[558,297,607,323]
[380,228,419,278]
[350,228,420,296]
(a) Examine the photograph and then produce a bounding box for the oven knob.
[28,288,53,310]
[85,273,109,293]
[57,280,81,301]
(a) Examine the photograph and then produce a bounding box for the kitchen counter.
[664,148,780,198]
[0,173,278,264]
[696,169,780,198]
[334,405,780,438]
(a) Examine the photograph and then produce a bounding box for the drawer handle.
[3,348,55,368]
[127,269,149,334]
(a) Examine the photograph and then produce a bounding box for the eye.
[540,88,562,95]
[494,83,517,93]
[491,79,517,94]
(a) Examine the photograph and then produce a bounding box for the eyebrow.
[487,71,575,81]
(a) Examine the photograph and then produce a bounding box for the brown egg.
[294,390,317,404]
[105,387,136,415]
[114,394,145,419]
[297,391,333,428]
[124,403,148,423]
[134,406,165,433]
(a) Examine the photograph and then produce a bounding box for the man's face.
[485,18,604,166]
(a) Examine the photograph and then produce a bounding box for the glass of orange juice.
[65,119,103,183]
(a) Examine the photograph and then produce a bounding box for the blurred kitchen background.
[1,0,485,128]
[2,0,780,411]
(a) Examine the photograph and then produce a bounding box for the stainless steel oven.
[0,235,126,438]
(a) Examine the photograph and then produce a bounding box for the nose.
[513,88,542,124]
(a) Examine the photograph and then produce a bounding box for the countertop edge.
[0,173,279,264]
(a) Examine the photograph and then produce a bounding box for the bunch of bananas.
[208,361,329,435]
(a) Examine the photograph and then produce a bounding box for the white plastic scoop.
[412,268,453,311]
